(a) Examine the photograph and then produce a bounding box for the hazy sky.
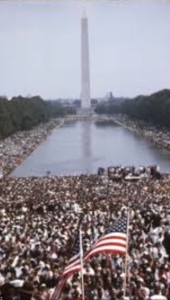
[0,0,170,99]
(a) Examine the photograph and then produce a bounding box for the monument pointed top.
[81,0,91,112]
[82,9,87,19]
[81,0,88,19]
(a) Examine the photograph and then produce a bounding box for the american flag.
[63,230,81,277]
[50,216,127,300]
[50,226,81,300]
[84,216,127,261]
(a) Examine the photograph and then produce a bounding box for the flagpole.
[123,209,130,300]
[79,229,85,300]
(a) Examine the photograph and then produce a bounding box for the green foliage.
[0,96,50,138]
[0,97,13,138]
[95,102,122,115]
[95,89,170,128]
[47,102,76,118]
[121,89,170,127]
[0,96,75,139]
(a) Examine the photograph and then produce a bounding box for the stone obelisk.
[81,11,91,110]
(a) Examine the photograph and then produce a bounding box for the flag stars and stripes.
[50,228,82,300]
[50,216,128,300]
[105,217,127,234]
[84,217,127,261]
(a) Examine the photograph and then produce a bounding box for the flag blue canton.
[105,217,127,234]
[70,230,80,258]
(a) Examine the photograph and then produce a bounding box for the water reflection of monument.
[81,121,92,173]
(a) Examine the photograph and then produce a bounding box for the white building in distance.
[80,11,92,114]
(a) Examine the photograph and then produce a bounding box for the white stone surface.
[81,13,91,109]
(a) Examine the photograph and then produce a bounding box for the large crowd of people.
[0,120,60,177]
[113,115,170,152]
[0,168,170,300]
[1,117,170,299]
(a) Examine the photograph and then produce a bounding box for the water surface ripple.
[11,120,170,176]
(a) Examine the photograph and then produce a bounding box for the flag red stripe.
[99,235,126,242]
[92,241,126,250]
[97,233,126,243]
[84,245,126,260]
[64,258,80,271]
[63,261,81,276]
[85,236,126,257]
[94,238,126,246]
[91,249,126,255]
[50,277,67,300]
[63,265,81,278]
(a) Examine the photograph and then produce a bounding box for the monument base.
[76,107,94,116]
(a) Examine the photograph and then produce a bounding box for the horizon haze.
[0,0,170,99]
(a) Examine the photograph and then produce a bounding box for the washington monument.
[81,11,91,111]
